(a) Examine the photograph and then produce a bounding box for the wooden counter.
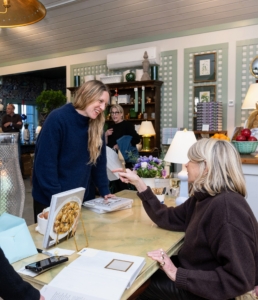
[240,154,258,164]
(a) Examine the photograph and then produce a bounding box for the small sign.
[167,138,173,144]
[202,124,209,131]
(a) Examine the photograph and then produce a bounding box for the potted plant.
[36,89,66,115]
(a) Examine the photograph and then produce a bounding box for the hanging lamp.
[0,0,46,28]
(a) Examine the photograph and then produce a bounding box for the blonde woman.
[105,104,140,152]
[33,80,113,221]
[114,138,258,300]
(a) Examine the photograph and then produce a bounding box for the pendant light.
[0,0,46,28]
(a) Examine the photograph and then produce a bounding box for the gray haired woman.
[114,138,258,300]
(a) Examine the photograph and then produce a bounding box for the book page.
[41,285,94,300]
[44,249,145,300]
[48,266,127,300]
[106,146,123,181]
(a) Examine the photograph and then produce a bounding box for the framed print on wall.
[194,52,216,83]
[194,85,216,104]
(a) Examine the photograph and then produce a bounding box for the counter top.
[13,190,184,299]
[240,154,258,164]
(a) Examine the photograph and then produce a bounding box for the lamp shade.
[241,83,258,109]
[164,130,197,164]
[138,121,156,136]
[0,0,46,28]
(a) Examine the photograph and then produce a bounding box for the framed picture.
[194,53,216,82]
[194,85,216,108]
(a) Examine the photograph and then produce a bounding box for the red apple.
[241,128,251,138]
[248,136,258,141]
[236,135,247,141]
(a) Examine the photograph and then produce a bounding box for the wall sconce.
[0,133,25,217]
[138,121,156,151]
[164,129,197,206]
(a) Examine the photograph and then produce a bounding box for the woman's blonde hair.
[110,104,124,119]
[73,80,110,164]
[188,138,246,197]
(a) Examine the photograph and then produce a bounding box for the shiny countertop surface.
[13,190,184,299]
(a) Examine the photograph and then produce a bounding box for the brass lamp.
[241,83,258,129]
[138,121,156,151]
[0,0,46,28]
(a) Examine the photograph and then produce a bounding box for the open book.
[41,248,146,300]
[43,187,85,249]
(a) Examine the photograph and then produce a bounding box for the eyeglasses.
[110,111,120,115]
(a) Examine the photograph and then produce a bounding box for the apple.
[236,135,247,141]
[248,136,258,141]
[241,128,251,138]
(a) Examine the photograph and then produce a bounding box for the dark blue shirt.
[32,103,110,206]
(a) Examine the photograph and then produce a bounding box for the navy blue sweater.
[32,103,110,206]
[0,248,40,300]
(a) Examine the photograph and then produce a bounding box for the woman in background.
[33,80,113,222]
[105,104,140,156]
[105,104,140,192]
[114,138,258,300]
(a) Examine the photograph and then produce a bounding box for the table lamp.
[164,129,197,206]
[138,121,156,151]
[241,82,258,129]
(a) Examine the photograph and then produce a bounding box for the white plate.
[49,197,81,240]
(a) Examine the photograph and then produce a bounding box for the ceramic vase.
[141,177,155,188]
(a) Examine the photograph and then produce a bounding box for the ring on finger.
[160,261,165,267]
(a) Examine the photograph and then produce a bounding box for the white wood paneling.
[1,0,258,65]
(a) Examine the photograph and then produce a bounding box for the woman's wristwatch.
[10,122,12,126]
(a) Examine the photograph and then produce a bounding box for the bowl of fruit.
[231,128,258,154]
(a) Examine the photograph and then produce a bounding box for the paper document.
[106,146,123,181]
[42,248,145,300]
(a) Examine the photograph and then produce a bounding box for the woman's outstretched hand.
[112,168,148,193]
[103,193,116,200]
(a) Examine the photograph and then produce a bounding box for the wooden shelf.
[106,80,163,151]
[240,154,258,165]
[67,87,78,96]
[194,130,227,139]
[105,118,155,122]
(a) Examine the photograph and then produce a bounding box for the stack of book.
[196,102,223,131]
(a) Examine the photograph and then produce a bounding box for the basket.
[231,141,258,154]
[100,75,122,84]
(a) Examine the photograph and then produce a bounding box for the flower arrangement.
[133,156,166,178]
